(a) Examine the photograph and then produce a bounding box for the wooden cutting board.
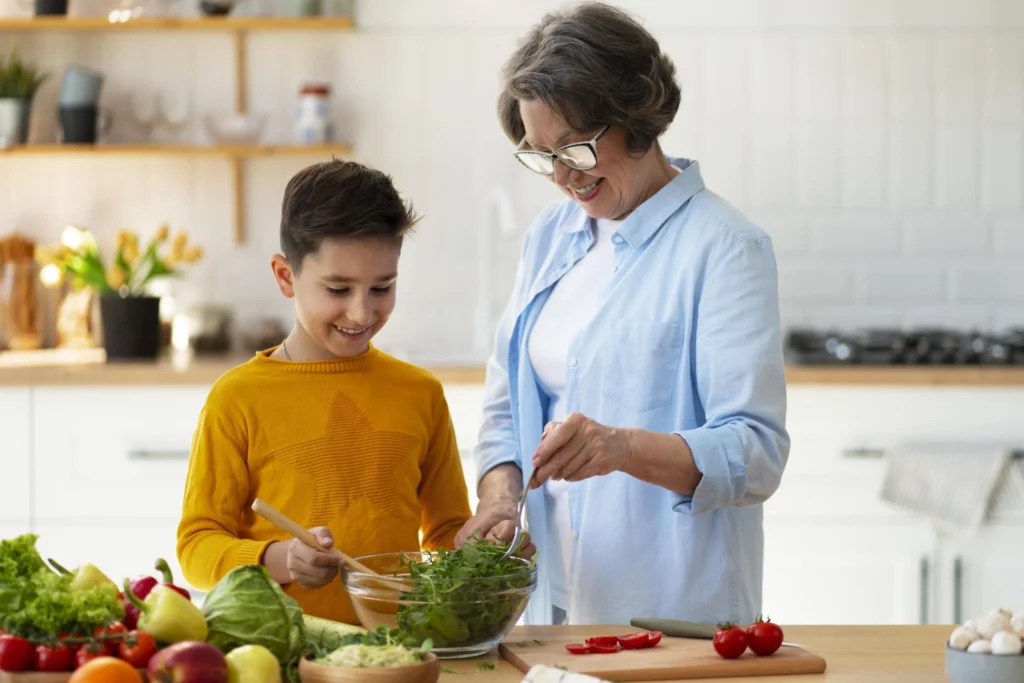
[499,628,827,681]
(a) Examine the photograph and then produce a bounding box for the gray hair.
[498,1,681,154]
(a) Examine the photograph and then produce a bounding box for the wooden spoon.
[251,498,383,578]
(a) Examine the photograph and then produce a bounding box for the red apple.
[147,641,229,683]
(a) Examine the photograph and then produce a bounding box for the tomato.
[34,643,74,671]
[0,635,33,672]
[93,622,128,656]
[117,631,157,669]
[75,644,107,669]
[589,643,620,654]
[746,617,784,656]
[617,632,651,650]
[565,643,591,654]
[585,636,619,648]
[712,623,748,660]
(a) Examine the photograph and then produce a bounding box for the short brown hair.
[280,159,419,269]
[498,1,681,154]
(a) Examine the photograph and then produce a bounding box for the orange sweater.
[176,345,472,624]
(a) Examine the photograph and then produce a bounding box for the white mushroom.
[1011,613,1024,638]
[973,609,1013,639]
[990,631,1023,656]
[967,640,992,654]
[948,626,981,651]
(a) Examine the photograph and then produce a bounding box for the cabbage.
[202,565,306,664]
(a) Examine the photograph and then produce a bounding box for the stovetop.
[785,327,1024,366]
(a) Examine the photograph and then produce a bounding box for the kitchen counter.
[445,625,951,682]
[4,347,1024,387]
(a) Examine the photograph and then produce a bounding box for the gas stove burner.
[784,327,1024,366]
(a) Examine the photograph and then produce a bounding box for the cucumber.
[303,614,367,651]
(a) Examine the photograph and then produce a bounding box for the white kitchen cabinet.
[0,387,31,524]
[31,387,208,523]
[762,519,936,625]
[932,524,1024,624]
[0,525,32,544]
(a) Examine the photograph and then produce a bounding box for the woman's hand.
[530,413,631,488]
[455,464,536,558]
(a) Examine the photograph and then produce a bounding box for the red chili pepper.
[154,558,191,601]
[118,631,158,669]
[584,636,619,648]
[0,635,33,672]
[617,632,652,650]
[564,643,591,655]
[33,643,73,672]
[589,643,620,654]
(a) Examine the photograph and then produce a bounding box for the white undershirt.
[526,217,621,610]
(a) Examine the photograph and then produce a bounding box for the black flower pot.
[99,294,161,361]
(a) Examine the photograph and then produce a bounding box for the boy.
[176,160,472,624]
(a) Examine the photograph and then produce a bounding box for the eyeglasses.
[513,125,610,175]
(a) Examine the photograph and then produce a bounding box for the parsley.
[440,666,463,674]
[516,641,531,647]
[394,540,535,649]
[533,639,545,645]
[476,661,496,671]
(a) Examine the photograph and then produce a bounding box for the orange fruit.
[68,656,143,683]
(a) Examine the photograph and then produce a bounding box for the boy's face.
[272,236,399,359]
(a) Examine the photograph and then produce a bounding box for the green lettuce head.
[202,565,305,664]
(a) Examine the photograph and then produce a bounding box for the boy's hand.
[263,527,343,589]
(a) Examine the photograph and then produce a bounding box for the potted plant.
[35,224,202,361]
[0,48,48,148]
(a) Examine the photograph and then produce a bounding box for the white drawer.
[32,387,208,522]
[33,521,197,596]
[0,387,31,521]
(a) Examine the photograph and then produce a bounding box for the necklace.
[282,339,292,360]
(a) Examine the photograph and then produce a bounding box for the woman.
[456,2,790,627]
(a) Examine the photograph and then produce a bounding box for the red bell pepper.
[154,558,191,601]
[123,558,190,629]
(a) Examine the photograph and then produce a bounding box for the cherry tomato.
[712,623,748,660]
[589,643,620,654]
[746,617,784,656]
[0,635,33,672]
[617,632,651,650]
[34,643,73,671]
[565,643,591,655]
[93,621,128,656]
[585,636,619,648]
[117,631,158,668]
[74,643,107,669]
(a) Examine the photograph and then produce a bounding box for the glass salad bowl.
[341,551,537,659]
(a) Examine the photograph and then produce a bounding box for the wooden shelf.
[0,143,353,157]
[0,16,354,32]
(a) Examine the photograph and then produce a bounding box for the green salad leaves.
[394,540,535,648]
[0,533,123,639]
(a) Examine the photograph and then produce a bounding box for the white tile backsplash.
[1,0,1024,357]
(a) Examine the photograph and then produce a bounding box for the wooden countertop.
[2,348,1024,387]
[444,625,951,682]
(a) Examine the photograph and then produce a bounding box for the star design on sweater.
[269,391,421,523]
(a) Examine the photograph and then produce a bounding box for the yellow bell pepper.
[70,562,117,592]
[123,579,208,644]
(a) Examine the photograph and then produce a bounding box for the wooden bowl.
[298,653,440,683]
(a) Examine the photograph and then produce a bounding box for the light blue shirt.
[474,158,790,626]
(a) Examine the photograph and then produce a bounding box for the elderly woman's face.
[519,99,650,221]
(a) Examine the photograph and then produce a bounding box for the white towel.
[880,443,1013,534]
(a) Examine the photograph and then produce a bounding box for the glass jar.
[0,260,42,351]
[294,83,332,144]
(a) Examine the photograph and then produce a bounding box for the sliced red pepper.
[585,636,619,648]
[617,632,651,649]
[644,631,663,647]
[589,643,620,654]
[565,643,591,655]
